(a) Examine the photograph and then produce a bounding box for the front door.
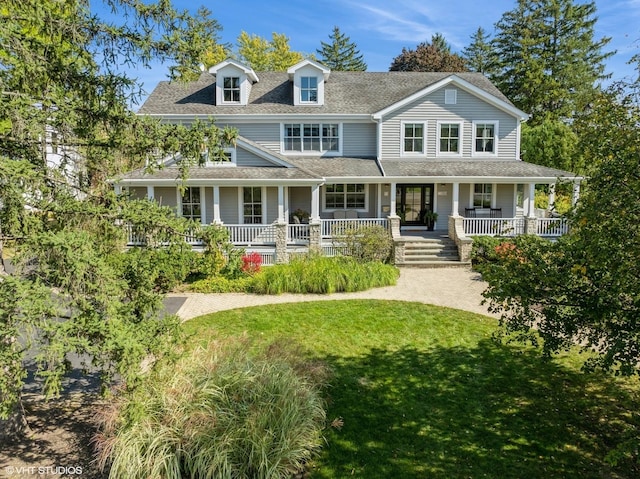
[396,184,434,226]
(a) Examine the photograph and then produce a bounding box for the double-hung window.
[438,122,461,155]
[181,187,202,221]
[243,187,262,224]
[283,123,340,154]
[300,76,318,102]
[474,122,497,154]
[223,76,240,102]
[402,123,425,155]
[473,184,493,209]
[325,184,366,209]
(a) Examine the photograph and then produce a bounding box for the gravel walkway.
[171,267,498,321]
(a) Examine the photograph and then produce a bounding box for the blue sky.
[113,0,640,104]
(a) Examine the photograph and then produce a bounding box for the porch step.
[397,236,468,267]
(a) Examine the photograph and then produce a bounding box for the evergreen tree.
[316,26,367,71]
[462,27,497,75]
[0,0,236,433]
[390,34,467,72]
[491,0,613,124]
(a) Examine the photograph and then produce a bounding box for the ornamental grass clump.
[251,255,399,294]
[95,337,329,479]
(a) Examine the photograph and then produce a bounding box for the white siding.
[380,88,518,160]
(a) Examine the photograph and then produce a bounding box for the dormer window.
[223,77,240,102]
[287,59,330,106]
[209,59,259,106]
[300,76,318,103]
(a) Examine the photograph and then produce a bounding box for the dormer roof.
[287,59,331,81]
[208,58,259,83]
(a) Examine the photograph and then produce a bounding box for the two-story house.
[115,58,581,265]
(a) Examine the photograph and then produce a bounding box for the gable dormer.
[208,59,259,106]
[287,59,331,106]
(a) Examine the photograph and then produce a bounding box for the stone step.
[397,237,465,267]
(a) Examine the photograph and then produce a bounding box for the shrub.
[251,255,399,294]
[122,244,198,292]
[188,275,254,293]
[95,337,329,479]
[241,251,262,274]
[332,224,393,263]
[470,236,511,273]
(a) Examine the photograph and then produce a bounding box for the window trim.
[239,186,265,224]
[204,147,237,167]
[322,183,368,212]
[281,122,342,156]
[471,183,496,210]
[221,76,241,104]
[400,121,426,157]
[472,121,499,157]
[300,76,318,103]
[436,121,463,157]
[178,186,204,223]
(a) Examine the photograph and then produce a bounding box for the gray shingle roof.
[381,160,578,180]
[119,165,319,181]
[138,71,513,116]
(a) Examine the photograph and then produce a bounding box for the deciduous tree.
[479,83,640,379]
[236,31,305,70]
[389,34,467,72]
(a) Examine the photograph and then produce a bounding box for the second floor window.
[223,77,240,102]
[284,123,340,153]
[475,123,496,153]
[300,76,318,102]
[439,123,460,154]
[403,123,425,154]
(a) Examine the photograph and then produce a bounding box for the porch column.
[526,183,536,218]
[311,184,321,221]
[147,185,155,200]
[277,185,285,223]
[451,182,460,217]
[390,182,397,216]
[572,181,581,207]
[548,183,556,211]
[376,184,382,218]
[212,186,221,224]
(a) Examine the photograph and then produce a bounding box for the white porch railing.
[463,218,525,237]
[321,218,389,239]
[536,217,569,237]
[225,224,277,245]
[287,224,310,244]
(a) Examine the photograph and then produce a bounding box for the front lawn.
[183,300,640,478]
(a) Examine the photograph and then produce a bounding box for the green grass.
[183,300,640,479]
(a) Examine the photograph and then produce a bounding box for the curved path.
[171,267,498,321]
